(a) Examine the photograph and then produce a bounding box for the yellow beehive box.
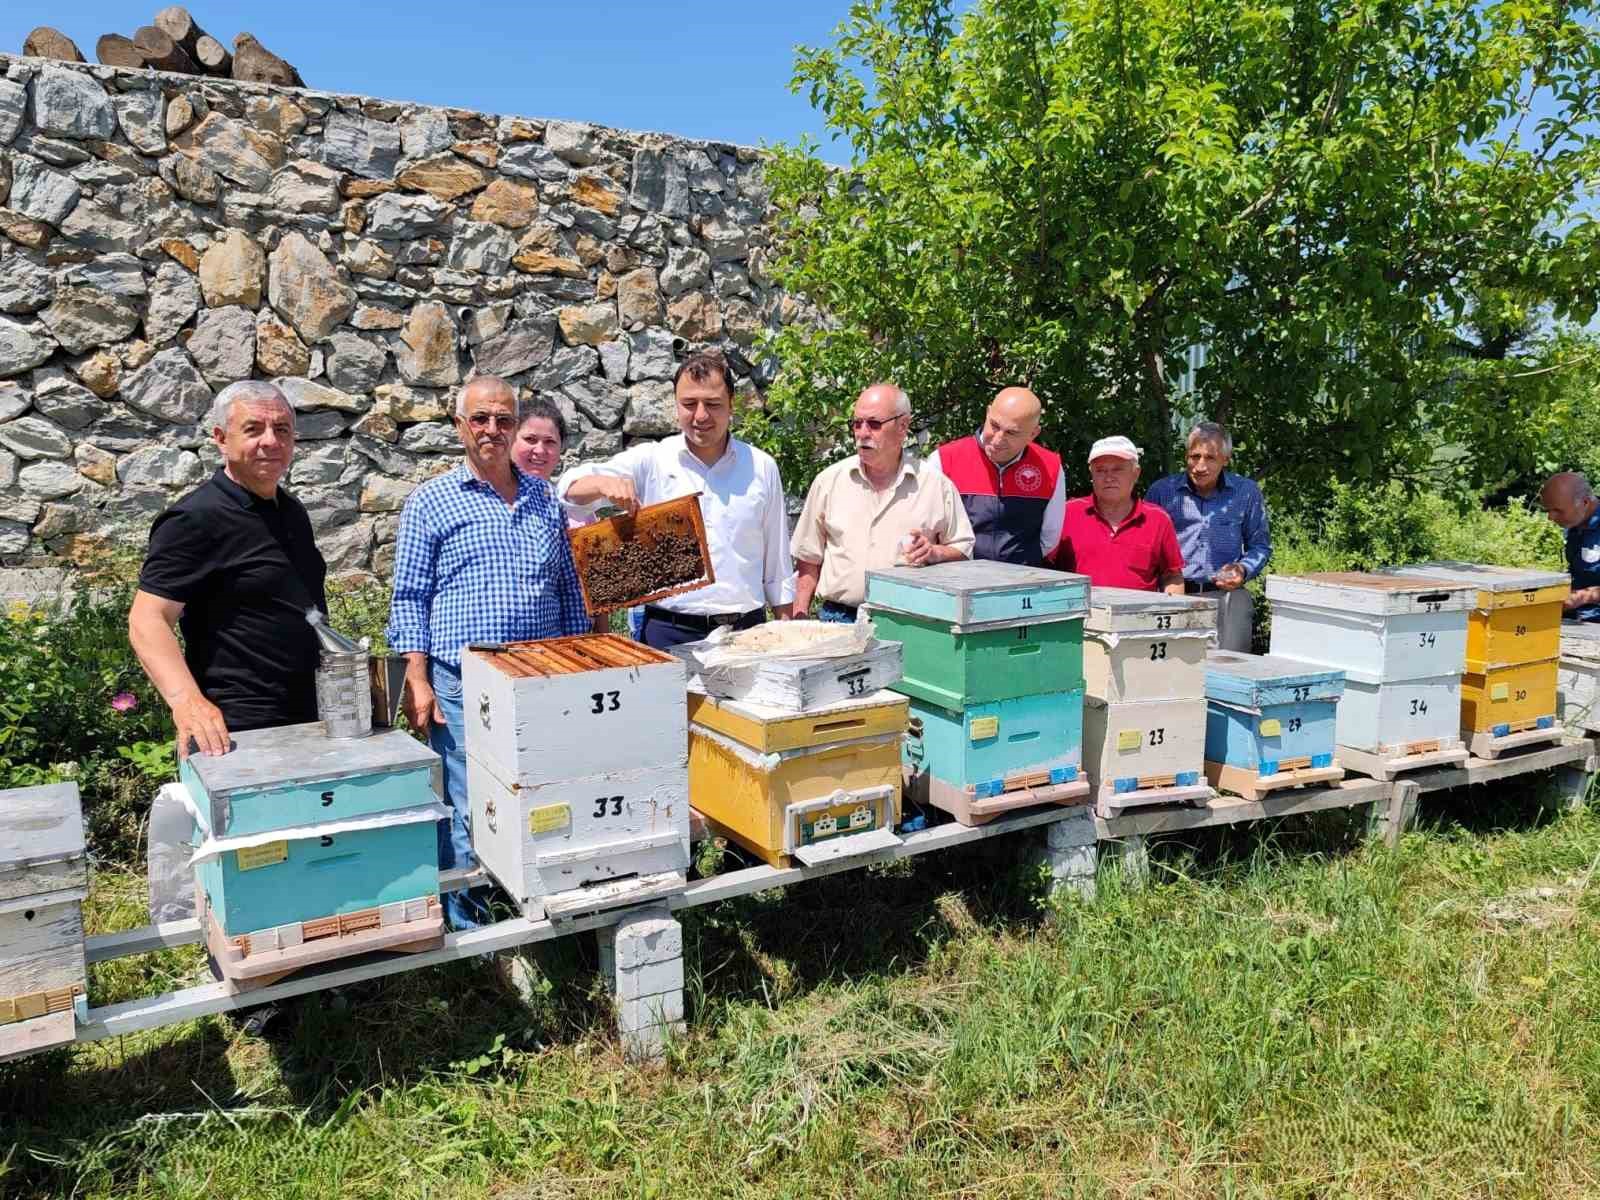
[688,691,906,868]
[1383,563,1568,672]
[1460,659,1559,735]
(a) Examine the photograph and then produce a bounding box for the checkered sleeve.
[1239,481,1272,580]
[385,488,437,656]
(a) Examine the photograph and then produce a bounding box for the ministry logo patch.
[1014,464,1044,493]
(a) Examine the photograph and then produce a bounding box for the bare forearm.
[129,607,203,707]
[794,561,821,614]
[1160,572,1186,596]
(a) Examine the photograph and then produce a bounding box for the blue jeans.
[428,659,490,930]
[818,601,858,623]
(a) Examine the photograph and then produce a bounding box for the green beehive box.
[865,562,1088,712]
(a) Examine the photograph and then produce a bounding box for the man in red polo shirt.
[1053,436,1184,593]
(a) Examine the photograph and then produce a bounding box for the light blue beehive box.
[904,690,1085,797]
[1204,650,1344,782]
[183,723,443,939]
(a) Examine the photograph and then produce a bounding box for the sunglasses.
[848,415,907,432]
[462,413,517,430]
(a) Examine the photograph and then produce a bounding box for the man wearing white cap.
[1052,435,1185,594]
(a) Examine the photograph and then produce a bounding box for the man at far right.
[1540,471,1600,622]
[1146,421,1271,651]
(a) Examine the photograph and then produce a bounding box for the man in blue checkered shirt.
[1146,421,1272,652]
[386,376,591,929]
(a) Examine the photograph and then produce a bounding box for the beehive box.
[1083,587,1217,704]
[904,690,1088,823]
[182,724,446,984]
[1558,621,1600,734]
[687,690,905,866]
[1,783,87,1061]
[1203,651,1345,798]
[1266,573,1473,683]
[865,561,1089,710]
[1083,697,1209,805]
[568,493,714,614]
[1267,572,1474,758]
[463,637,690,919]
[673,622,903,710]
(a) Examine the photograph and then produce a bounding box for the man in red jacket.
[1054,436,1185,593]
[932,387,1066,567]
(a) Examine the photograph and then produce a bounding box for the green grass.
[6,786,1600,1199]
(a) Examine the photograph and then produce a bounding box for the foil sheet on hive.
[672,618,903,711]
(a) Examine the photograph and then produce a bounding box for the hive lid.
[1205,650,1345,707]
[865,560,1089,627]
[182,723,439,798]
[868,560,1081,595]
[1265,571,1475,614]
[0,781,85,871]
[1379,561,1570,599]
[470,634,679,678]
[1561,620,1600,660]
[1085,586,1218,633]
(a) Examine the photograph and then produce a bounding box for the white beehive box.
[464,635,688,787]
[1083,587,1216,704]
[1559,621,1600,734]
[671,621,903,711]
[1082,697,1208,798]
[1,783,87,1061]
[463,637,691,920]
[1266,572,1473,683]
[1268,572,1474,757]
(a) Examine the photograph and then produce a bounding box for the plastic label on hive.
[1259,718,1282,736]
[235,840,288,871]
[1116,729,1142,751]
[529,803,571,834]
[1490,684,1509,701]
[969,716,1000,741]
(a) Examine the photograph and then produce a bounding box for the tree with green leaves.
[745,0,1600,507]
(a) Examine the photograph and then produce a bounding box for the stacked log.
[22,27,85,63]
[18,8,303,86]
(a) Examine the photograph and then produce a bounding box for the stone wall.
[0,54,792,577]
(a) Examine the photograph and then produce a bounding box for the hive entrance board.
[569,494,714,614]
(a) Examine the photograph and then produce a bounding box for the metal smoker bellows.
[306,610,372,739]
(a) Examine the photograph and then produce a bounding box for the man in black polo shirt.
[129,380,327,758]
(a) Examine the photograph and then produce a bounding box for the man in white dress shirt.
[558,348,796,649]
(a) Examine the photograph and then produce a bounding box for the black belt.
[642,604,762,632]
[1183,580,1220,595]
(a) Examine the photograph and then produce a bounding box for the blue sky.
[0,2,855,148]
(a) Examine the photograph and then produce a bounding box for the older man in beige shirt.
[792,383,975,621]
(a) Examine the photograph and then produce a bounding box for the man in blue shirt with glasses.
[387,375,591,928]
[1541,472,1600,623]
[1146,421,1272,652]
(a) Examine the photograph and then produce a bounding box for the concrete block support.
[597,904,685,1062]
[1100,834,1150,889]
[1032,811,1098,901]
[1367,779,1420,846]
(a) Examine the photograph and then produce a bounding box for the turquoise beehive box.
[1203,650,1346,797]
[182,723,447,986]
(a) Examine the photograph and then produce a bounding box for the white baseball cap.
[1088,435,1140,463]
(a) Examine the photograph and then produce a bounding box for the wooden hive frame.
[472,634,679,678]
[568,493,716,615]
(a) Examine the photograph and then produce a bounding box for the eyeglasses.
[463,413,517,430]
[848,415,907,432]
